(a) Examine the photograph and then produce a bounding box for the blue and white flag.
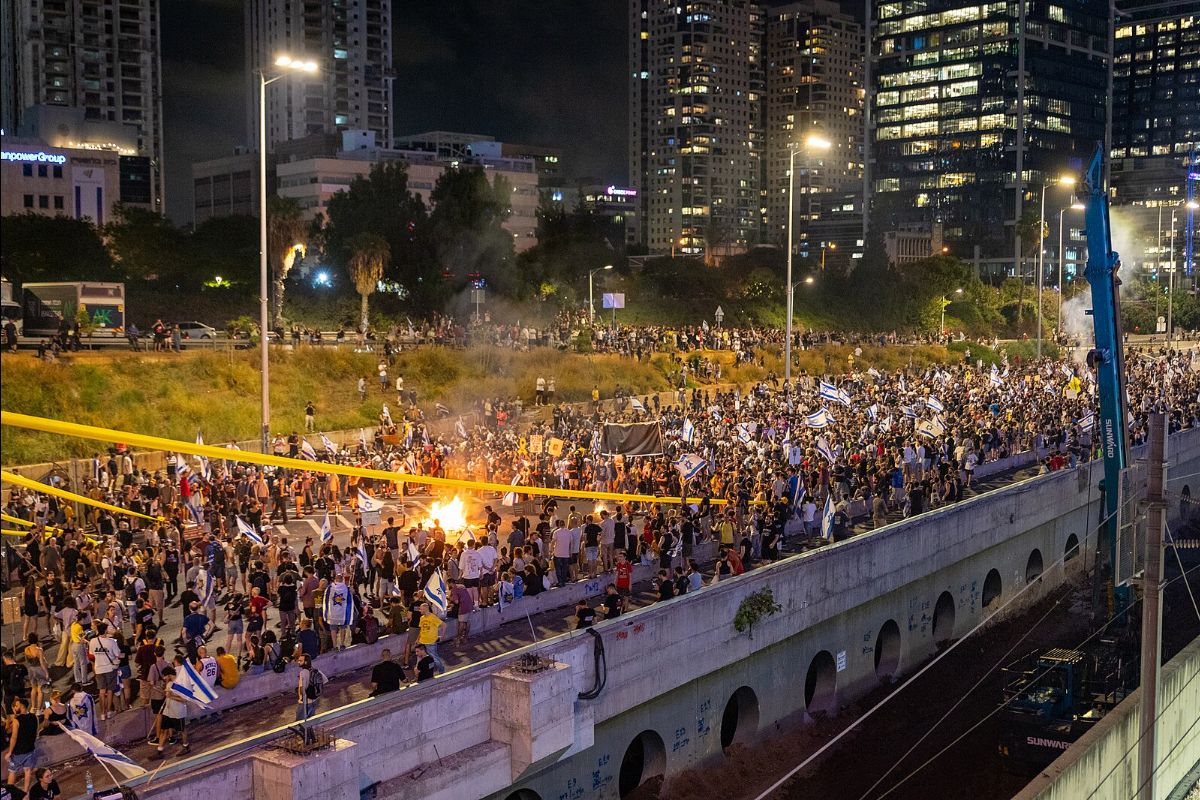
[355,535,369,569]
[736,422,756,445]
[898,375,907,393]
[320,432,338,454]
[820,494,836,541]
[357,489,384,513]
[195,432,211,480]
[788,473,805,509]
[322,579,357,627]
[68,690,97,735]
[867,403,879,422]
[902,405,918,419]
[236,515,264,545]
[916,417,946,439]
[805,409,830,429]
[424,568,449,616]
[171,658,219,709]
[673,453,708,481]
[300,437,318,461]
[501,473,522,507]
[196,567,215,609]
[455,418,468,440]
[60,724,148,779]
[1079,412,1095,433]
[406,540,421,565]
[819,381,841,405]
[319,509,332,543]
[382,405,393,427]
[630,397,646,412]
[359,428,368,450]
[815,437,836,464]
[926,396,945,414]
[422,427,431,446]
[175,454,191,478]
[836,387,853,407]
[867,367,881,379]
[681,418,696,444]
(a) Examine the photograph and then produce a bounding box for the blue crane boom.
[1081,145,1132,615]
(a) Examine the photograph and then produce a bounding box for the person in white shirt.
[551,523,572,587]
[599,511,616,571]
[476,541,498,606]
[89,621,122,719]
[196,645,220,690]
[802,500,818,538]
[458,541,482,603]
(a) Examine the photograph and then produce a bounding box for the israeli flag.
[820,494,836,541]
[171,658,219,709]
[382,405,393,427]
[819,381,841,404]
[836,387,853,407]
[176,454,191,478]
[902,405,918,419]
[322,580,357,627]
[359,428,368,450]
[867,367,881,379]
[926,396,945,414]
[60,725,148,779]
[867,403,879,422]
[1044,381,1056,395]
[300,437,318,461]
[236,516,264,545]
[320,509,333,543]
[805,409,830,429]
[356,535,369,568]
[788,474,805,509]
[455,418,468,440]
[1079,412,1096,432]
[357,489,384,513]
[736,422,756,445]
[630,397,646,412]
[681,418,696,444]
[407,540,421,565]
[197,567,215,609]
[69,690,97,735]
[195,432,211,480]
[501,473,522,507]
[320,432,338,454]
[673,453,708,481]
[424,568,449,616]
[815,437,836,464]
[898,375,907,393]
[422,427,431,446]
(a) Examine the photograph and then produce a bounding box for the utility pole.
[1138,412,1166,800]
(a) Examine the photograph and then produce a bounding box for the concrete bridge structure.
[118,427,1200,800]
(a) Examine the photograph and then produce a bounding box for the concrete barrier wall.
[125,427,1200,800]
[1012,636,1200,800]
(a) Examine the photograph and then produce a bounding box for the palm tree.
[266,196,308,329]
[347,232,390,331]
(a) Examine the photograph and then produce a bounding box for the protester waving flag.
[320,432,338,454]
[673,453,708,481]
[236,516,265,545]
[736,422,756,445]
[836,387,853,407]
[926,396,945,414]
[322,577,357,628]
[819,381,841,405]
[407,540,421,565]
[867,403,879,422]
[815,437,836,464]
[357,489,384,513]
[630,397,646,412]
[175,454,191,478]
[69,689,97,735]
[1079,411,1096,433]
[320,509,333,544]
[424,568,449,616]
[171,658,219,709]
[805,409,830,429]
[300,437,318,461]
[59,724,148,779]
[820,494,836,541]
[681,418,696,444]
[501,474,522,507]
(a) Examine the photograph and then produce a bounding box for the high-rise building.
[765,0,864,263]
[1110,2,1198,279]
[629,0,766,257]
[1,0,165,211]
[246,0,393,151]
[869,0,1109,275]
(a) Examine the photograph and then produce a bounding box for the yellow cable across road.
[1,468,162,522]
[1,411,725,507]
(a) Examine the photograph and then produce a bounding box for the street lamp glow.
[805,135,832,151]
[1187,201,1199,210]
[805,276,814,284]
[1057,175,1076,187]
[1071,200,1085,211]
[274,54,318,73]
[275,55,293,67]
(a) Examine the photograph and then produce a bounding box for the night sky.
[161,0,627,223]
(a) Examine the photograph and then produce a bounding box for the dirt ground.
[640,552,1200,800]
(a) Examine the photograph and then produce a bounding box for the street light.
[1036,174,1076,358]
[785,134,832,384]
[588,264,613,324]
[259,53,317,453]
[1056,197,1086,338]
[940,288,963,336]
[1167,200,1200,346]
[820,242,837,272]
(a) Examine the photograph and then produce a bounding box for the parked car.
[172,321,217,339]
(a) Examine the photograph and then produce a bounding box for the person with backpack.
[295,654,325,721]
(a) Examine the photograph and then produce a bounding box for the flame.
[594,503,608,515]
[424,496,469,533]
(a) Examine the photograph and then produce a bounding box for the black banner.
[601,422,664,457]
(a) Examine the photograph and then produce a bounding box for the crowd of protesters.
[3,337,1198,786]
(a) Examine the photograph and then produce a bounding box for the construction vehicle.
[998,643,1138,770]
[997,145,1139,771]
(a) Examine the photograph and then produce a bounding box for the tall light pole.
[1037,174,1076,358]
[259,54,317,453]
[785,134,831,384]
[1168,201,1200,345]
[588,264,612,324]
[1057,198,1086,338]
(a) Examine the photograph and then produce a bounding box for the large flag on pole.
[681,418,696,444]
[820,494,836,541]
[300,437,318,461]
[171,658,219,709]
[805,409,830,429]
[357,489,384,513]
[236,515,264,545]
[501,473,522,507]
[925,396,945,414]
[406,540,421,565]
[320,432,338,454]
[424,568,449,616]
[319,509,332,543]
[672,453,708,481]
[59,724,148,779]
[819,381,841,405]
[815,437,837,464]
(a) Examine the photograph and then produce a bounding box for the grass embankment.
[0,343,962,466]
